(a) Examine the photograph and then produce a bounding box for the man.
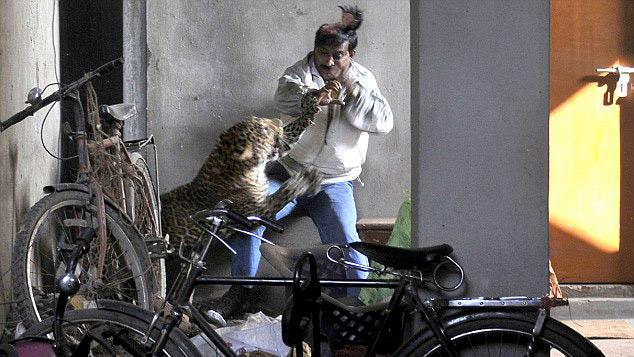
[209,5,393,320]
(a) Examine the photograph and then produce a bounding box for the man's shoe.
[199,285,249,324]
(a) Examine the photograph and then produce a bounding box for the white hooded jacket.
[274,53,393,184]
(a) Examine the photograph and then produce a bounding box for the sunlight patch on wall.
[550,80,620,253]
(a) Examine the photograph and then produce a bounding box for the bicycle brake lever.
[226,225,276,246]
[197,225,238,255]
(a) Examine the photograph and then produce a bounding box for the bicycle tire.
[12,190,156,328]
[127,152,166,297]
[126,152,160,238]
[395,310,604,356]
[22,301,199,357]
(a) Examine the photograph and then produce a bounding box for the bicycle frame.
[148,233,402,357]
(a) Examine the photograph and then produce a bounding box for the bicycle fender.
[42,183,134,225]
[405,309,603,357]
[95,299,160,323]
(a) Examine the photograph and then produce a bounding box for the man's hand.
[315,80,344,107]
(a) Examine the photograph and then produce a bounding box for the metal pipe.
[195,276,402,288]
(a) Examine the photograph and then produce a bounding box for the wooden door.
[550,0,634,282]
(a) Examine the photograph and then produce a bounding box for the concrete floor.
[591,338,634,356]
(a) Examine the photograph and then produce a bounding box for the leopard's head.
[219,117,289,167]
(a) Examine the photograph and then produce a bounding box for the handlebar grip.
[63,227,96,276]
[0,86,58,133]
[93,57,124,76]
[76,227,96,250]
[248,216,284,233]
[0,110,31,133]
[225,210,256,230]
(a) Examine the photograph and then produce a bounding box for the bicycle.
[0,58,165,328]
[19,202,604,356]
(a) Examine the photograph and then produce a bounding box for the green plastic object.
[359,192,411,305]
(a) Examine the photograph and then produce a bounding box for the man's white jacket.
[274,53,393,184]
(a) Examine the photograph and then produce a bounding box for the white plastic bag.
[191,312,290,357]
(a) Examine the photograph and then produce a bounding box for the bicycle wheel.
[23,301,198,356]
[395,311,604,356]
[12,190,155,328]
[126,152,166,296]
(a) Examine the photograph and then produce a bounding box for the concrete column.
[0,0,60,328]
[411,0,550,297]
[123,0,147,141]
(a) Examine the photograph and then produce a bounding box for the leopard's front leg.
[283,80,342,146]
[255,167,322,218]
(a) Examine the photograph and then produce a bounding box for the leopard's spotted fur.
[161,92,321,247]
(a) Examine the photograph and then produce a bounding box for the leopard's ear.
[272,118,283,127]
[235,142,254,161]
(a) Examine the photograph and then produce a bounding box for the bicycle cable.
[40,100,79,161]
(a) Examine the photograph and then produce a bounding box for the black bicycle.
[17,201,604,356]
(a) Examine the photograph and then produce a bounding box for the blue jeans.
[229,164,369,296]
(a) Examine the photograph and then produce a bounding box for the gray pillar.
[411,1,549,297]
[123,0,147,141]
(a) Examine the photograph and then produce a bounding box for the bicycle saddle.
[349,241,453,271]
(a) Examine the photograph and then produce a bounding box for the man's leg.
[303,181,369,297]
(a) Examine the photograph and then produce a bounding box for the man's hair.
[314,5,363,51]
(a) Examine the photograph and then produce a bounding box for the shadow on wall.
[10,143,31,232]
[1,143,30,335]
[550,221,634,283]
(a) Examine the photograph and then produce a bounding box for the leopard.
[160,91,323,248]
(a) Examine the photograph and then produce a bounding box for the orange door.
[550,0,634,282]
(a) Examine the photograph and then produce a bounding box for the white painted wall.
[0,0,60,325]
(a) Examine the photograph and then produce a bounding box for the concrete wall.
[412,0,549,297]
[0,0,59,327]
[148,0,410,287]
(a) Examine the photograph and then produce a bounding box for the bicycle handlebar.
[0,57,124,133]
[247,215,284,233]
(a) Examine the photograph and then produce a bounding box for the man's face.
[314,42,355,81]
